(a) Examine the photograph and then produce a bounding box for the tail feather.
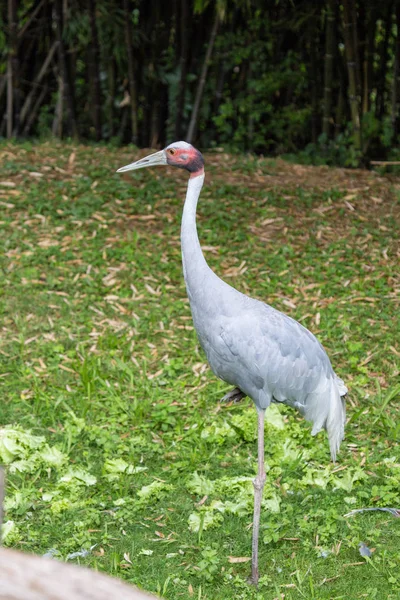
[335,374,348,397]
[325,386,346,461]
[304,378,346,462]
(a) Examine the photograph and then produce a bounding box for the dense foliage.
[2,0,400,165]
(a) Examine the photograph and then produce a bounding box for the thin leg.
[220,387,246,403]
[250,408,266,585]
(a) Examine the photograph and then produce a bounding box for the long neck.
[181,171,211,291]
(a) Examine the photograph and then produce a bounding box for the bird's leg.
[249,408,266,586]
[220,387,246,403]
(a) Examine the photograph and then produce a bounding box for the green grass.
[0,141,400,599]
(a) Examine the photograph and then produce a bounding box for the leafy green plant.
[192,545,221,582]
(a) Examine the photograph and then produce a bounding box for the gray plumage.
[181,167,347,462]
[117,140,347,584]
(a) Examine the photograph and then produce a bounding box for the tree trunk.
[19,41,58,128]
[88,0,102,141]
[54,0,78,138]
[362,3,376,114]
[375,2,394,119]
[7,0,18,138]
[175,0,190,139]
[213,59,226,116]
[342,0,362,152]
[123,0,139,145]
[117,106,129,142]
[6,57,13,139]
[392,1,400,136]
[150,99,160,148]
[350,0,361,97]
[0,76,6,108]
[52,74,63,137]
[246,62,254,151]
[309,18,319,144]
[322,0,336,138]
[334,58,347,136]
[186,12,219,143]
[23,84,48,136]
[107,59,115,139]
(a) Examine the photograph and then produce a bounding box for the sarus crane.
[117,141,347,584]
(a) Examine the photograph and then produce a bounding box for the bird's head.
[117,141,204,178]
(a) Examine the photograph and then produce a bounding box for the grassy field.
[0,141,399,600]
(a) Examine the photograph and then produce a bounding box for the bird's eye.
[168,148,176,155]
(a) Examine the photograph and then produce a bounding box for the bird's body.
[181,170,346,460]
[117,141,347,585]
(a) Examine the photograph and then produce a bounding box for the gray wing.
[191,282,346,460]
[207,298,336,411]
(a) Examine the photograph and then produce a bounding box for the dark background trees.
[2,0,400,165]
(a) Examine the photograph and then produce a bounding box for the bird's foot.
[220,387,246,404]
[247,570,259,587]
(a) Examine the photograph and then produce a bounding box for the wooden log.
[370,160,400,165]
[0,548,159,600]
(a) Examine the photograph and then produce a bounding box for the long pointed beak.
[116,150,167,173]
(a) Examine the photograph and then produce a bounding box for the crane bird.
[117,142,347,585]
